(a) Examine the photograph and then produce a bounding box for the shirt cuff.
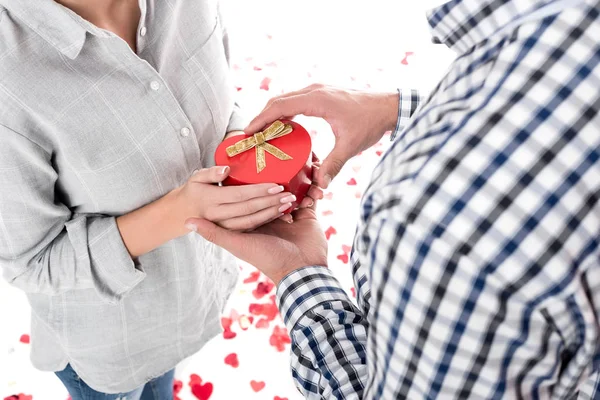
[276,266,350,330]
[391,88,421,141]
[226,103,247,133]
[66,216,145,303]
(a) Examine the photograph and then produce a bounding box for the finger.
[189,166,230,184]
[298,196,314,209]
[219,201,294,231]
[262,84,325,111]
[312,152,321,163]
[186,218,259,262]
[308,185,324,200]
[217,183,285,204]
[209,193,296,221]
[278,213,294,224]
[245,94,319,134]
[291,207,318,221]
[316,145,353,189]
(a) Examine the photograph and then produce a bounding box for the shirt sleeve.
[391,88,421,141]
[276,266,368,399]
[0,124,145,304]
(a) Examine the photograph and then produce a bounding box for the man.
[186,0,600,398]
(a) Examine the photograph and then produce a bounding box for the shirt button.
[140,26,147,37]
[150,81,160,91]
[180,127,191,137]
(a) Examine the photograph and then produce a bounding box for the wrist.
[167,186,194,237]
[377,92,400,133]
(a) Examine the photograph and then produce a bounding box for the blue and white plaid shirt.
[276,0,600,398]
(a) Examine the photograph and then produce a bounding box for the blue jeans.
[55,364,174,400]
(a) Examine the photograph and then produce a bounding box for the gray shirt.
[0,0,241,393]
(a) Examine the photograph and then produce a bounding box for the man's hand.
[185,207,328,285]
[245,85,399,189]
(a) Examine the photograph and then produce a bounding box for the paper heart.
[350,288,357,298]
[270,326,291,352]
[224,353,240,368]
[252,281,275,300]
[347,178,357,186]
[239,315,253,330]
[173,380,183,394]
[260,77,271,91]
[401,51,415,65]
[256,318,270,329]
[250,381,266,392]
[221,317,233,331]
[274,397,289,400]
[215,120,313,212]
[323,192,333,200]
[223,329,237,340]
[243,271,261,284]
[376,150,383,156]
[322,210,334,216]
[342,245,352,254]
[337,254,349,264]
[325,226,337,240]
[19,334,30,344]
[189,374,202,385]
[191,382,213,400]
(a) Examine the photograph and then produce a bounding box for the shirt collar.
[0,0,87,59]
[426,0,569,53]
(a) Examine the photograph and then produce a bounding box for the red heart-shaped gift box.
[214,120,313,212]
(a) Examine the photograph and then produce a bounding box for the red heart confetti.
[19,334,30,344]
[191,382,213,400]
[269,326,291,352]
[253,66,263,71]
[376,150,383,156]
[250,380,266,392]
[260,77,272,91]
[351,287,357,298]
[224,353,240,368]
[189,374,202,385]
[249,302,279,321]
[223,329,237,340]
[239,315,253,330]
[401,51,415,65]
[322,210,334,216]
[324,192,333,200]
[325,226,337,240]
[342,245,352,254]
[256,318,270,329]
[174,379,183,400]
[221,317,233,330]
[4,395,32,400]
[355,191,362,199]
[252,281,275,300]
[274,397,289,400]
[347,178,357,186]
[235,87,243,92]
[243,271,261,284]
[337,253,349,264]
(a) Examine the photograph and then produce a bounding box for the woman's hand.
[176,166,296,231]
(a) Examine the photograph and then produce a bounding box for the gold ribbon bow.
[226,121,294,173]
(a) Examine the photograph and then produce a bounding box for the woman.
[0,0,310,398]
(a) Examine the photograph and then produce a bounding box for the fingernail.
[280,195,296,204]
[218,166,229,175]
[185,223,197,232]
[278,203,292,213]
[307,198,314,207]
[268,185,285,194]
[286,217,293,224]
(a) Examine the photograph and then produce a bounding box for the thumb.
[317,146,352,189]
[189,166,230,184]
